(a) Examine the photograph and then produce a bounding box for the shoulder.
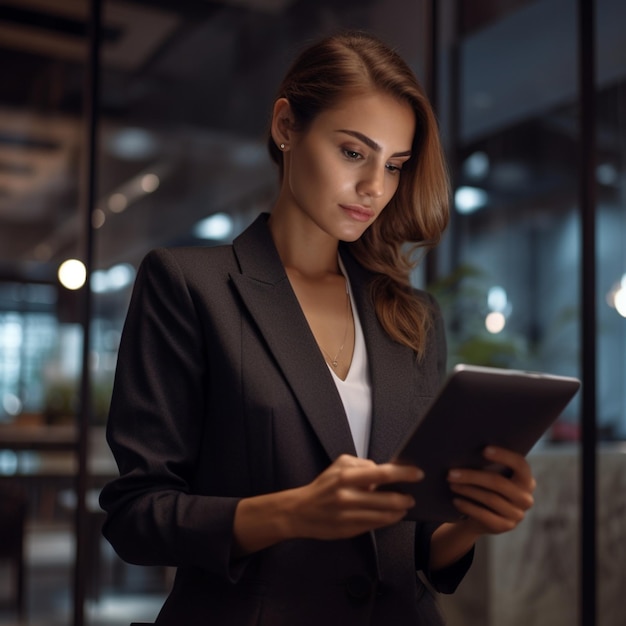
[139,213,273,280]
[144,244,235,266]
[139,244,237,280]
[129,246,240,308]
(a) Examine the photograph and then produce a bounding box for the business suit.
[100,213,472,625]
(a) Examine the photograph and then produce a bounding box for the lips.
[340,204,375,223]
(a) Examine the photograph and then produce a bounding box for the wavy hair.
[268,31,450,359]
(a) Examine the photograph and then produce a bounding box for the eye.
[386,163,402,174]
[343,149,363,160]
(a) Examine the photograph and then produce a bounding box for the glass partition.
[437,2,582,625]
[596,1,626,625]
[0,0,88,622]
[596,0,626,440]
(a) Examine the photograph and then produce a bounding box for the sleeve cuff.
[426,545,475,594]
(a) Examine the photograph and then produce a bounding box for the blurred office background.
[0,0,624,624]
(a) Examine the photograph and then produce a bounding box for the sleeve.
[415,522,475,593]
[99,248,247,582]
[413,291,475,593]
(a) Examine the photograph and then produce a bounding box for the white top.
[329,265,372,458]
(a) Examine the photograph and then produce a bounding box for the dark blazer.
[100,213,472,625]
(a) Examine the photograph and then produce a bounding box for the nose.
[357,164,385,199]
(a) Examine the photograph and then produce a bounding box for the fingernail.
[414,468,424,480]
[448,470,462,480]
[484,446,496,457]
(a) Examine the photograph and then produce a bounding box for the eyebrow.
[336,129,412,157]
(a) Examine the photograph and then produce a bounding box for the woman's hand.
[288,454,422,540]
[429,446,537,571]
[233,454,422,556]
[447,445,536,535]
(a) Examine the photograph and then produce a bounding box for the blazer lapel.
[229,214,357,462]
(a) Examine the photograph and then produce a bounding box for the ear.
[270,98,295,149]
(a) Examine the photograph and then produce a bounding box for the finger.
[333,454,377,469]
[452,497,519,534]
[449,483,527,521]
[448,468,534,511]
[339,507,411,527]
[379,463,424,483]
[483,447,536,490]
[350,463,424,488]
[340,463,423,489]
[298,502,412,541]
[336,486,416,512]
[330,456,423,482]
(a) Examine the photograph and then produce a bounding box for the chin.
[337,226,369,243]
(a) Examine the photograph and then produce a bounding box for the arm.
[100,249,240,577]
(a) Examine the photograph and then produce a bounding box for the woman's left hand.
[447,446,537,535]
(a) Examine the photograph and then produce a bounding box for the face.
[277,90,416,243]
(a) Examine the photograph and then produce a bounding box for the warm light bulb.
[108,192,128,213]
[141,173,160,193]
[485,311,506,334]
[58,259,86,290]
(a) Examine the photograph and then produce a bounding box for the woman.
[100,31,536,625]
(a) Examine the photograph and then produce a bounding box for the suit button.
[346,575,374,600]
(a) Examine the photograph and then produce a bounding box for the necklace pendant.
[331,359,338,368]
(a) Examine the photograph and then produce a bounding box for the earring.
[279,143,285,150]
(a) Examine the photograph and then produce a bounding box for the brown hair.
[268,30,450,359]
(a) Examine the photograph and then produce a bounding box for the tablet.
[386,364,580,522]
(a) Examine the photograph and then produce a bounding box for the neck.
[268,206,341,279]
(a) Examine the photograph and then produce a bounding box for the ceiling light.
[487,286,507,312]
[193,213,234,240]
[107,264,135,290]
[92,208,106,229]
[108,127,159,161]
[610,273,626,318]
[108,193,128,213]
[455,186,488,214]
[229,143,268,166]
[2,393,22,416]
[615,290,626,318]
[91,264,136,294]
[463,151,490,180]
[596,163,618,186]
[140,173,160,193]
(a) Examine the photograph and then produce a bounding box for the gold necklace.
[321,280,352,368]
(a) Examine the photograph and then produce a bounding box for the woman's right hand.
[233,455,422,556]
[288,454,422,539]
